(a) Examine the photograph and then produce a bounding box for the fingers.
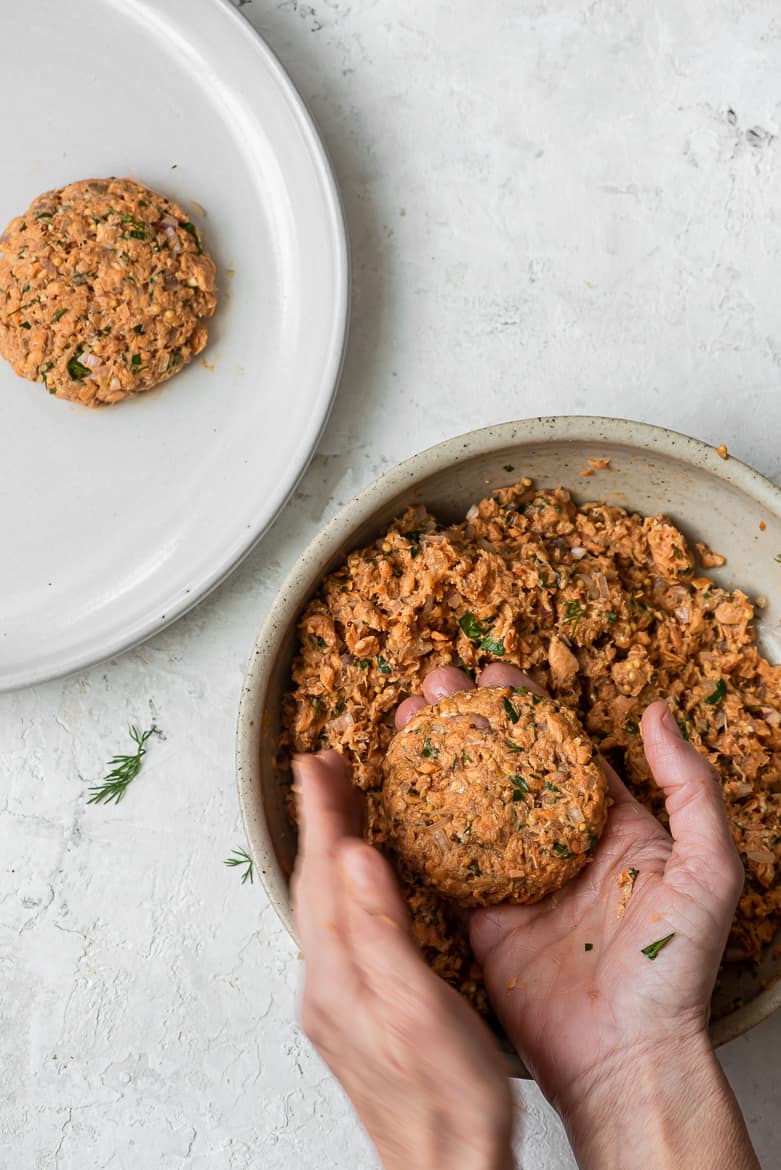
[396,666,475,729]
[478,662,547,696]
[292,751,363,984]
[294,750,363,857]
[599,754,646,810]
[422,666,476,703]
[395,694,428,730]
[469,903,530,966]
[396,662,545,730]
[337,838,435,998]
[641,702,744,904]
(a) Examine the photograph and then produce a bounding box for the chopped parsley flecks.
[564,600,585,628]
[641,933,675,961]
[705,679,727,707]
[503,697,520,724]
[179,220,204,253]
[458,611,505,655]
[67,350,91,381]
[480,636,505,656]
[509,774,529,802]
[513,686,540,705]
[459,612,491,640]
[421,737,439,759]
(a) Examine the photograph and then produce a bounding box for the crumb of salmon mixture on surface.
[282,480,781,1011]
[0,177,217,405]
[383,687,607,906]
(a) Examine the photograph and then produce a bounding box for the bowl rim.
[236,414,781,1061]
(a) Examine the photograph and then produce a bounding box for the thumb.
[293,750,364,855]
[641,702,743,906]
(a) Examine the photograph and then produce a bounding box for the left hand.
[291,749,515,1170]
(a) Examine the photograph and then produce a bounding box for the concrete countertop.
[2,1,780,1165]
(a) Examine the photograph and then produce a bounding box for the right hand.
[408,664,758,1169]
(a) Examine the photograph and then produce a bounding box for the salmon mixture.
[283,478,781,1010]
[383,687,607,905]
[0,178,217,405]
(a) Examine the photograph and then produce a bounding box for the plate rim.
[0,0,350,692]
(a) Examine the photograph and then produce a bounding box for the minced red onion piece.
[327,711,354,734]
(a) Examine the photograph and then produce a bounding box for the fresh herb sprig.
[87,725,157,805]
[225,847,255,884]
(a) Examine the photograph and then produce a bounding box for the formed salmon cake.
[383,687,608,906]
[0,177,217,406]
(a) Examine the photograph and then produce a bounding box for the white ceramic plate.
[0,0,348,690]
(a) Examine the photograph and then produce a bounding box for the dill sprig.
[225,847,255,884]
[87,725,157,805]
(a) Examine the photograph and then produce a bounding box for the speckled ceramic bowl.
[237,416,781,1077]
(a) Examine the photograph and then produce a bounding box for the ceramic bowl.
[237,416,781,1077]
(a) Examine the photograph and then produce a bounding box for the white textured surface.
[2,1,781,1165]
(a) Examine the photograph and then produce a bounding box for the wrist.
[559,1029,758,1170]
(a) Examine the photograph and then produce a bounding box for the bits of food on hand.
[382,686,607,906]
[0,177,217,406]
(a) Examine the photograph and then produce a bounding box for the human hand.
[404,663,757,1170]
[291,749,515,1170]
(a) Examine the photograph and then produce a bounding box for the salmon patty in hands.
[0,177,217,405]
[383,685,608,906]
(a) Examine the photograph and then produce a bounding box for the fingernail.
[661,707,682,737]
